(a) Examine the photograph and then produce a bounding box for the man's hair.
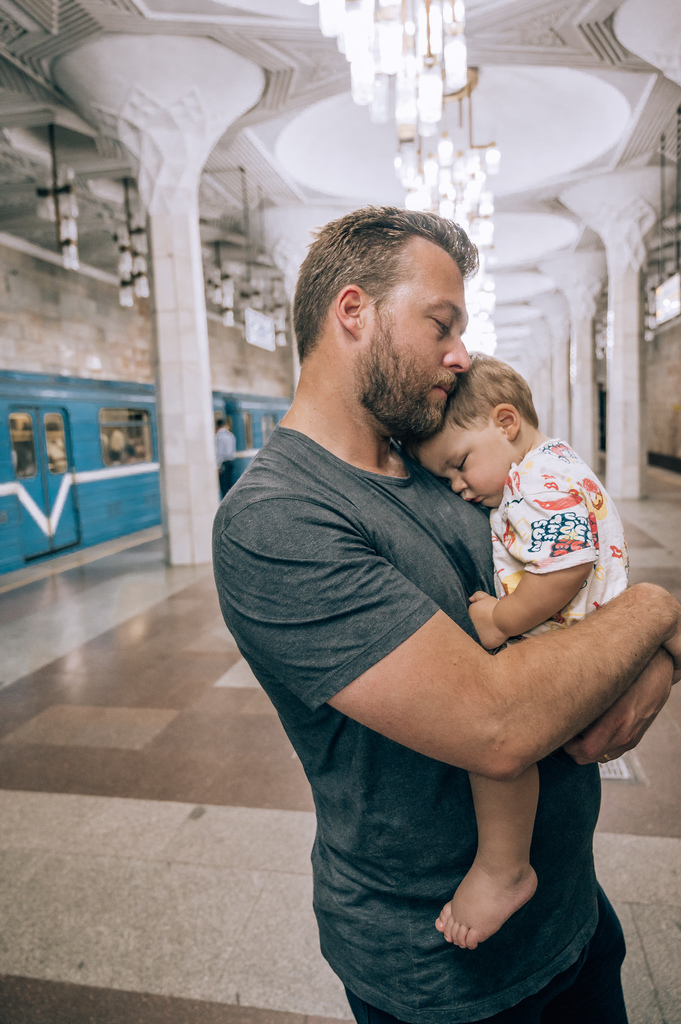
[445,354,539,430]
[215,416,226,428]
[292,206,479,362]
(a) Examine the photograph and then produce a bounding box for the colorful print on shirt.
[489,439,629,637]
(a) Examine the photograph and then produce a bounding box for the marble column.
[540,252,606,470]
[562,170,661,499]
[55,37,264,562]
[533,292,571,442]
[523,320,554,438]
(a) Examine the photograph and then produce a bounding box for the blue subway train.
[0,371,290,576]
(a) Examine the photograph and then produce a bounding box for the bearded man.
[213,207,680,1024]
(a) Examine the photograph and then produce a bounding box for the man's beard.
[356,310,457,441]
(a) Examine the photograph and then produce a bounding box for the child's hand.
[469,592,509,650]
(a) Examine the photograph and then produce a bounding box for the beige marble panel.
[214,658,261,689]
[1,705,178,750]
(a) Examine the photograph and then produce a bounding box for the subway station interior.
[1,0,681,1021]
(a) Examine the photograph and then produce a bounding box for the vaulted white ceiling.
[0,0,680,355]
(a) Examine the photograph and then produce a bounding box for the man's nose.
[443,335,471,373]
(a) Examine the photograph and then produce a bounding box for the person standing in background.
[215,416,236,499]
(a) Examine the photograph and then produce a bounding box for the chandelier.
[300,0,499,352]
[116,179,149,308]
[36,124,79,271]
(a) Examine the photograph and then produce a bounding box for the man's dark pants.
[345,886,627,1024]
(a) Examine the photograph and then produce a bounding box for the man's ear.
[335,285,372,341]
[492,404,521,441]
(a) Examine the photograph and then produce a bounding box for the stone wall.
[207,315,293,399]
[0,243,153,382]
[0,242,294,399]
[647,317,681,460]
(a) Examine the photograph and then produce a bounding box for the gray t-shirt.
[212,426,600,1024]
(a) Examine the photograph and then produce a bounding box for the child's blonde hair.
[445,354,539,430]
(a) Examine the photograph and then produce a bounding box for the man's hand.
[563,647,673,764]
[662,634,681,683]
[469,592,508,650]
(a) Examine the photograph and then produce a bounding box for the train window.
[262,414,276,443]
[99,408,152,466]
[9,413,37,479]
[243,412,253,450]
[44,413,68,474]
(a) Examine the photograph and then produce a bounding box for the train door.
[8,407,80,560]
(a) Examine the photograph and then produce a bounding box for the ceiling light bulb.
[479,191,494,217]
[417,1,443,56]
[118,251,133,278]
[377,17,402,75]
[351,52,375,105]
[478,219,494,245]
[396,141,418,188]
[424,155,439,187]
[439,198,455,219]
[396,66,418,125]
[417,65,443,126]
[319,0,344,36]
[62,243,79,271]
[485,146,501,174]
[444,34,467,91]
[371,73,390,122]
[134,275,149,299]
[438,134,454,165]
[438,167,452,193]
[344,0,374,63]
[405,187,433,212]
[465,152,481,175]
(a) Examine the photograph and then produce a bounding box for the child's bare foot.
[435,859,537,950]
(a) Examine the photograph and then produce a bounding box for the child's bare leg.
[436,765,539,950]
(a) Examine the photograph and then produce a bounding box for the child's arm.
[469,562,594,650]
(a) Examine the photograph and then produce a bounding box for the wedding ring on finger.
[601,753,612,762]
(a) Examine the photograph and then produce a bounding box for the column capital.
[615,0,681,86]
[560,168,666,276]
[54,35,264,215]
[532,291,570,344]
[539,252,606,323]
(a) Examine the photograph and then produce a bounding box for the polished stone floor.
[0,468,680,1024]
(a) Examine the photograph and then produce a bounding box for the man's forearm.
[488,582,678,771]
[329,582,681,781]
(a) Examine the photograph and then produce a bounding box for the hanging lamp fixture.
[116,179,149,308]
[36,123,79,271]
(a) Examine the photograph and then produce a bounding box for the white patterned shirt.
[489,439,629,637]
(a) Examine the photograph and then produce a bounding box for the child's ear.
[492,404,521,441]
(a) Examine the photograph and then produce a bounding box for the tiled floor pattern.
[0,467,680,1022]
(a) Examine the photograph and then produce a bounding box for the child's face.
[416,417,516,508]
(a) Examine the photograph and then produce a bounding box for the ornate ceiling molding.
[0,0,676,279]
[467,0,652,70]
